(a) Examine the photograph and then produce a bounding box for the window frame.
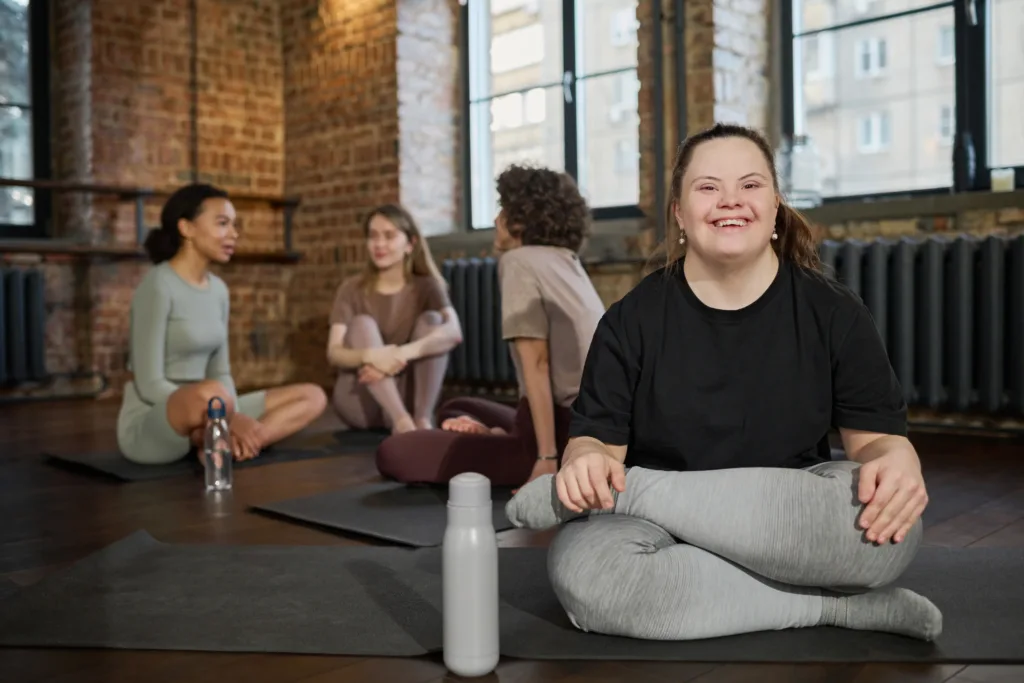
[0,0,51,239]
[780,0,1022,204]
[458,0,644,232]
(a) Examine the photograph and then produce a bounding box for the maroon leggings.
[375,396,572,487]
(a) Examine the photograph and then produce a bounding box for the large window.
[0,0,48,236]
[783,0,1023,200]
[464,0,642,229]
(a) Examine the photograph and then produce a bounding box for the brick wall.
[9,0,460,400]
[280,0,459,386]
[396,0,460,237]
[9,0,291,400]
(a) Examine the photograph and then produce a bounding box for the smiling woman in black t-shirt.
[505,123,942,643]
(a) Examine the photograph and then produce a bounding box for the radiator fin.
[442,258,514,385]
[820,234,1024,417]
[1,268,48,386]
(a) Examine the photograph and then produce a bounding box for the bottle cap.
[448,472,491,507]
[207,396,227,419]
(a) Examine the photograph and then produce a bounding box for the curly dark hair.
[496,164,591,253]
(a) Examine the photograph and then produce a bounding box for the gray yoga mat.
[0,530,1020,662]
[44,429,387,482]
[250,480,516,547]
[0,530,441,656]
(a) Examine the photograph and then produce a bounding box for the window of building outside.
[0,0,34,228]
[787,0,1023,199]
[466,0,641,229]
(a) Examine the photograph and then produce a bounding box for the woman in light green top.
[118,183,327,465]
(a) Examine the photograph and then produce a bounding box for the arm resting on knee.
[840,429,919,467]
[562,436,627,467]
[400,306,463,361]
[326,323,368,369]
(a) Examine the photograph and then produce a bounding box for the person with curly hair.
[504,123,940,644]
[375,164,606,486]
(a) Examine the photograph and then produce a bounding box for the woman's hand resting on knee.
[557,449,627,513]
[855,445,929,545]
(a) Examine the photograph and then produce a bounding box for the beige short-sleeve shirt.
[330,274,451,346]
[498,245,606,406]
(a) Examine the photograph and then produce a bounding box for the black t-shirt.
[568,258,907,471]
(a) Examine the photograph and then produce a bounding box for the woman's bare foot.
[441,415,507,435]
[414,417,434,430]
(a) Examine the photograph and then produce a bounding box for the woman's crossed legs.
[507,460,942,641]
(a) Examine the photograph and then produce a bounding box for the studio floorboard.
[0,398,1021,682]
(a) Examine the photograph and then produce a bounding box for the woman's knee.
[853,517,924,590]
[346,314,382,347]
[169,380,235,423]
[293,382,328,416]
[810,461,925,589]
[548,515,675,632]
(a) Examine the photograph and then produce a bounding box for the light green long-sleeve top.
[126,261,238,407]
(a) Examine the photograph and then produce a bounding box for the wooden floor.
[0,399,1022,683]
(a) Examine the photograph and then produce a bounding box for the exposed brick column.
[637,0,770,241]
[712,0,771,131]
[396,0,461,237]
[281,0,400,384]
[282,0,460,385]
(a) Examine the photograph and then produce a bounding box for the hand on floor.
[440,415,506,435]
[230,413,265,461]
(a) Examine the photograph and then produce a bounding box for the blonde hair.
[359,204,446,291]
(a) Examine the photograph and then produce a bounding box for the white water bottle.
[442,472,500,677]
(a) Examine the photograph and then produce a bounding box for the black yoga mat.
[44,429,388,483]
[0,530,1020,662]
[0,578,17,601]
[0,530,442,656]
[251,481,516,547]
[495,544,1024,663]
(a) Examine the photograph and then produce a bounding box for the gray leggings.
[547,460,923,640]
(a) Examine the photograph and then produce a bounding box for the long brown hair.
[658,123,821,272]
[359,204,446,291]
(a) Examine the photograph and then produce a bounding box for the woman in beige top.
[326,204,463,434]
[375,165,606,486]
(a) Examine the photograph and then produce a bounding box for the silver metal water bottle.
[443,472,500,677]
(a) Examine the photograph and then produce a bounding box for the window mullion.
[953,0,989,191]
[562,0,578,180]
